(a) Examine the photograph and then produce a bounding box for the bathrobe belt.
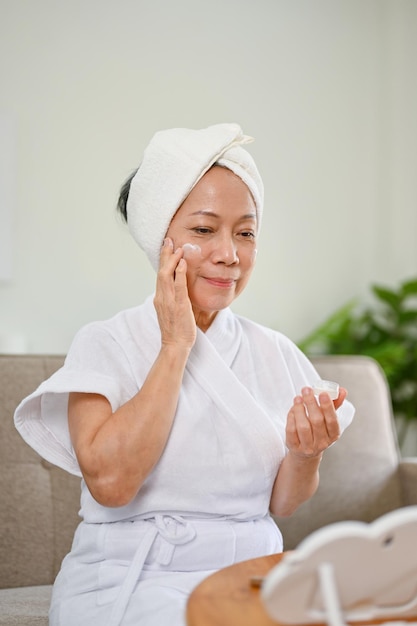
[105,515,197,626]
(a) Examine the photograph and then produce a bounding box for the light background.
[0,114,15,282]
[0,0,416,354]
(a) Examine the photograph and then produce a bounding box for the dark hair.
[116,167,139,223]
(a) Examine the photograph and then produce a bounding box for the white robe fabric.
[14,296,354,626]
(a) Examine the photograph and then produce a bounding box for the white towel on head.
[126,123,264,270]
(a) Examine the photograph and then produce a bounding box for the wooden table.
[186,552,417,626]
[186,553,283,626]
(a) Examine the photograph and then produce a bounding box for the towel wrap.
[126,123,264,270]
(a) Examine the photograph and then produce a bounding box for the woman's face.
[166,165,258,330]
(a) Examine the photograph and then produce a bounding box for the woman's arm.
[68,239,195,508]
[269,386,347,517]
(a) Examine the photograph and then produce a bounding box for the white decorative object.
[0,114,15,282]
[312,379,340,400]
[262,506,417,626]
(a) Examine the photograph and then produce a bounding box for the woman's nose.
[212,235,239,264]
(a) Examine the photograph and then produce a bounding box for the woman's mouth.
[204,277,236,289]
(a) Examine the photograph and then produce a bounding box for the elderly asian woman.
[14,123,354,626]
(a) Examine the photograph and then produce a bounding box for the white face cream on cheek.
[182,243,202,259]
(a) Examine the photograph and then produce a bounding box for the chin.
[189,281,240,312]
[197,294,235,314]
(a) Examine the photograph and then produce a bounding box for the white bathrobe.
[14,296,354,626]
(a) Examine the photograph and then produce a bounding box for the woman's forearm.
[68,343,191,507]
[270,386,346,518]
[269,451,323,517]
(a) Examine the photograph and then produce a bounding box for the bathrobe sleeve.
[14,322,139,476]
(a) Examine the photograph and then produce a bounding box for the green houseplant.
[298,277,417,449]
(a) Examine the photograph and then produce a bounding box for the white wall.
[0,0,416,354]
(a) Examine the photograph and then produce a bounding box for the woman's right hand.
[154,237,197,350]
[68,239,197,509]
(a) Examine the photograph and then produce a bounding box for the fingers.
[288,395,315,453]
[333,387,347,410]
[313,388,341,441]
[286,386,341,457]
[158,238,183,282]
[285,406,300,449]
[154,238,196,349]
[156,239,189,298]
[173,257,188,294]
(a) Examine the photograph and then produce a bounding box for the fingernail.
[302,387,312,397]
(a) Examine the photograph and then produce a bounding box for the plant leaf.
[298,300,358,354]
[401,278,417,296]
[372,285,400,311]
[295,275,417,427]
[399,309,417,324]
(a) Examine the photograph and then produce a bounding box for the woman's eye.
[240,231,255,239]
[193,227,212,234]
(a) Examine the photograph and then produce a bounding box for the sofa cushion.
[0,585,51,625]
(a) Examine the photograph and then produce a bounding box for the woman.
[15,123,354,626]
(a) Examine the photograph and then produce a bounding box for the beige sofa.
[1,353,417,625]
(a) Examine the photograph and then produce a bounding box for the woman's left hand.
[270,386,348,517]
[285,386,347,458]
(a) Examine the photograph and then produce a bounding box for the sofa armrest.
[399,458,417,505]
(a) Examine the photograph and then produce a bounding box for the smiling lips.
[204,276,237,288]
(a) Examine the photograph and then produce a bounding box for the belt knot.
[154,514,196,564]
